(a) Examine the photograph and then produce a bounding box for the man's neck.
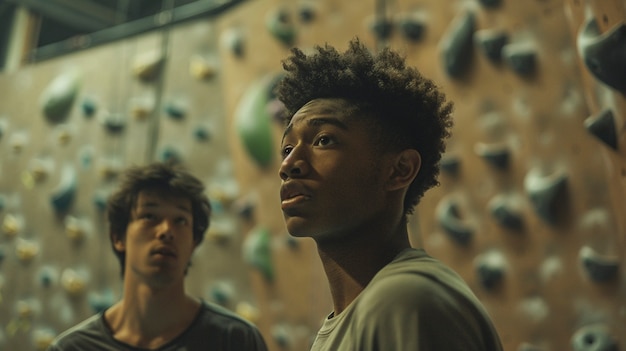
[105,279,200,349]
[316,224,411,316]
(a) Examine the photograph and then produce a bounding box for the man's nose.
[279,148,308,180]
[157,220,174,241]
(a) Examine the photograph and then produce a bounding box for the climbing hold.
[236,301,260,323]
[209,281,235,305]
[129,97,155,120]
[235,74,281,168]
[33,328,56,351]
[50,165,77,214]
[474,142,510,169]
[474,251,506,290]
[61,268,88,296]
[28,158,54,183]
[101,113,126,134]
[193,124,212,142]
[93,189,109,212]
[370,17,394,41]
[65,216,87,243]
[437,197,473,246]
[298,4,315,23]
[242,227,274,282]
[81,98,97,118]
[206,218,235,244]
[441,11,476,78]
[132,50,164,82]
[577,18,626,92]
[517,343,544,351]
[2,214,22,238]
[271,325,291,348]
[584,109,617,150]
[475,29,508,63]
[398,17,426,42]
[571,324,618,351]
[16,238,40,264]
[158,145,183,164]
[189,54,218,80]
[579,246,619,283]
[524,169,567,225]
[88,289,115,313]
[488,195,524,231]
[164,102,186,120]
[9,132,28,154]
[266,7,296,46]
[503,43,537,77]
[222,29,245,58]
[37,266,58,288]
[40,70,81,124]
[478,0,502,8]
[440,155,461,176]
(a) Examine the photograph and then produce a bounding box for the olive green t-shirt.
[311,248,503,351]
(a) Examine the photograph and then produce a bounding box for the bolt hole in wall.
[0,0,625,351]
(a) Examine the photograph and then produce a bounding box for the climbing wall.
[214,0,626,350]
[0,17,260,351]
[0,0,624,350]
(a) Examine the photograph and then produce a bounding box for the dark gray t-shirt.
[47,302,268,351]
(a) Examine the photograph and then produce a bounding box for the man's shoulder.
[48,314,107,349]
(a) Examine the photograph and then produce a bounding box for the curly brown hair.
[106,162,211,276]
[275,38,454,214]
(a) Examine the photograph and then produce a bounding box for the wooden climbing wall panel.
[0,0,624,350]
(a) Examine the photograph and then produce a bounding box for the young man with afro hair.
[276,38,503,351]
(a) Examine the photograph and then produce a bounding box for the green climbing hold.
[40,70,81,124]
[243,227,274,283]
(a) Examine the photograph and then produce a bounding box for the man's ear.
[112,233,126,252]
[386,149,421,191]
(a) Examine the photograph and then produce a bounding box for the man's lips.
[151,246,177,258]
[280,182,311,208]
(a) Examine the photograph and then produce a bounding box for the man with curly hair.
[48,162,268,351]
[276,38,503,350]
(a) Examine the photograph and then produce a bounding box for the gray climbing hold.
[441,12,476,78]
[579,246,619,283]
[474,142,510,169]
[475,251,506,290]
[40,70,81,124]
[475,29,508,63]
[479,0,502,8]
[584,109,617,150]
[577,18,626,92]
[266,7,296,46]
[437,197,473,246]
[370,18,394,40]
[102,113,126,134]
[298,4,315,23]
[524,169,567,225]
[50,165,77,214]
[398,17,426,42]
[440,155,461,176]
[81,98,97,118]
[489,195,524,231]
[503,43,537,76]
[571,324,618,351]
[165,102,186,120]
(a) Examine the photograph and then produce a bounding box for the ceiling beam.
[6,0,119,31]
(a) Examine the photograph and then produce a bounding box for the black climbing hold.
[571,324,618,351]
[399,18,426,42]
[525,170,567,225]
[476,261,504,290]
[299,5,315,23]
[584,109,617,150]
[165,103,186,120]
[503,45,537,76]
[82,98,97,118]
[371,18,394,40]
[475,29,508,63]
[489,198,524,231]
[478,0,502,8]
[440,156,461,176]
[437,198,473,246]
[578,19,626,92]
[475,143,510,169]
[102,114,126,134]
[442,12,476,78]
[579,246,620,283]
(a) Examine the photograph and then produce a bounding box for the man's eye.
[176,217,189,225]
[140,213,156,221]
[281,145,293,158]
[315,135,334,146]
